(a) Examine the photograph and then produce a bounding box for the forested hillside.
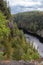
[0,0,40,60]
[13,11,43,37]
[0,0,11,19]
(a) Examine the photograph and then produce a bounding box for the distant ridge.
[13,11,43,38]
[11,5,43,14]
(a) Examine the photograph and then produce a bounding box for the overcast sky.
[7,0,43,14]
[7,0,43,6]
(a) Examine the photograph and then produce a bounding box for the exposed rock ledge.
[0,60,43,65]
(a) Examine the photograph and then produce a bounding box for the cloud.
[7,0,41,6]
[7,0,43,14]
[11,5,43,14]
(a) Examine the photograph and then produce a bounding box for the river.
[25,34,43,58]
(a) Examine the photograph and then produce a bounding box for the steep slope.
[13,11,43,37]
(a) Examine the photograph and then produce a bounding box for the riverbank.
[25,34,43,58]
[18,27,43,43]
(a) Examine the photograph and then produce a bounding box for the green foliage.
[0,11,10,41]
[0,52,5,60]
[0,0,11,19]
[0,0,13,60]
[0,11,40,60]
[13,11,43,36]
[12,42,40,61]
[12,26,40,60]
[0,11,12,59]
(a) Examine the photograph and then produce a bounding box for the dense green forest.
[13,11,43,37]
[0,0,11,19]
[0,0,40,60]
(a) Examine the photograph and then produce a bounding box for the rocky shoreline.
[0,60,43,65]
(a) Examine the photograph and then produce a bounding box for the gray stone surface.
[0,61,35,65]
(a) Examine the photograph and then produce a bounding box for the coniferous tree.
[0,0,11,19]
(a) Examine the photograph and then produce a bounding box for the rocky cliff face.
[37,30,43,37]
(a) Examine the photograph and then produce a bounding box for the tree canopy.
[0,0,40,60]
[0,0,11,19]
[13,11,43,36]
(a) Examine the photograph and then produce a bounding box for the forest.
[13,11,43,37]
[0,0,40,60]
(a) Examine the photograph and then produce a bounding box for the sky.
[7,0,43,14]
